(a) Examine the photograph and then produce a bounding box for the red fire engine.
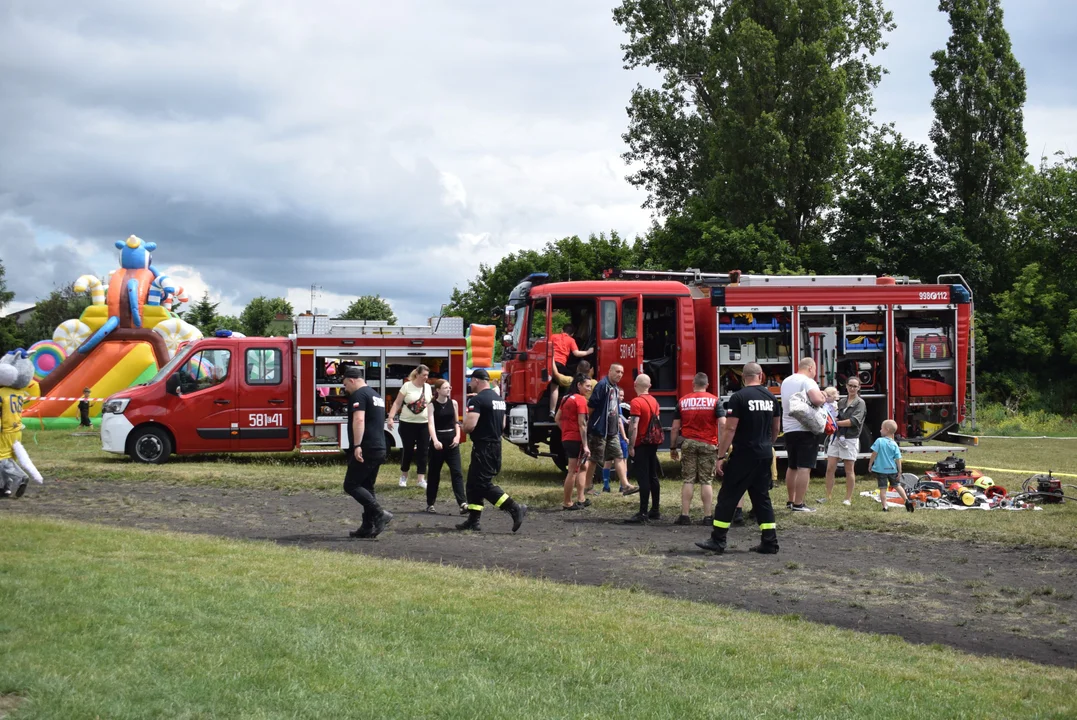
[500,270,975,469]
[100,316,467,463]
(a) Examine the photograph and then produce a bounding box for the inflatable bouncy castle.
[23,236,203,429]
[465,324,501,386]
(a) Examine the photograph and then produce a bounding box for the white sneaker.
[790,504,816,513]
[842,500,852,506]
[398,476,408,487]
[418,479,428,490]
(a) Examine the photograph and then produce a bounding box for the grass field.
[22,430,1077,549]
[1,516,1075,719]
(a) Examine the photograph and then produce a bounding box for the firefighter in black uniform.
[696,362,781,554]
[456,368,527,532]
[342,365,394,539]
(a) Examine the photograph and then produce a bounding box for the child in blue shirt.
[869,419,914,513]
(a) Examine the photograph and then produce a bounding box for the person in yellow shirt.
[0,350,43,497]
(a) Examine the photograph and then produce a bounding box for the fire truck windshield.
[148,346,195,385]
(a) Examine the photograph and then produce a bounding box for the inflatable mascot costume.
[0,349,44,497]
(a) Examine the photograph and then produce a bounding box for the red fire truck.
[100,315,467,463]
[500,270,975,469]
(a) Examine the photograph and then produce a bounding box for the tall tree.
[828,126,979,283]
[0,260,22,353]
[930,0,1027,296]
[185,292,221,337]
[339,295,397,324]
[445,232,641,331]
[17,287,92,347]
[239,297,293,337]
[613,0,894,256]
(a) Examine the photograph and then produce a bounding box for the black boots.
[456,509,482,532]
[695,529,728,554]
[750,529,780,554]
[506,499,527,533]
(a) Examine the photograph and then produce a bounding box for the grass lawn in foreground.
[1,516,1075,719]
[20,431,1077,548]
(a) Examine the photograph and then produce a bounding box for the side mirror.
[165,373,182,396]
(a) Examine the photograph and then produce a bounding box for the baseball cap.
[341,365,365,379]
[469,368,490,381]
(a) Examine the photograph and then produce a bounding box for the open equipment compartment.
[715,306,793,404]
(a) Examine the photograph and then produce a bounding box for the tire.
[129,426,172,464]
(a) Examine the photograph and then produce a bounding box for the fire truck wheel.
[129,426,173,464]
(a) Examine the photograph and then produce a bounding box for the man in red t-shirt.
[669,372,725,525]
[626,373,662,523]
[549,323,593,418]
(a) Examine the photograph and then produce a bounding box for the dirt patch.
[0,694,26,718]
[5,479,1077,668]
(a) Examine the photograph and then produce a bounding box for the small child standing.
[869,419,914,512]
[823,386,840,433]
[78,388,93,428]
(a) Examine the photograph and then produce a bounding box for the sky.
[2,0,1075,323]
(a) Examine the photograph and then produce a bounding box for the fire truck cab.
[500,270,974,469]
[100,316,467,463]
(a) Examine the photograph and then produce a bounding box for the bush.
[966,402,1077,436]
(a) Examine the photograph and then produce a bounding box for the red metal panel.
[294,337,466,349]
[533,280,691,298]
[678,297,697,397]
[725,284,953,307]
[956,304,971,423]
[298,349,315,423]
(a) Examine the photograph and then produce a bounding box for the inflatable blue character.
[79,235,177,353]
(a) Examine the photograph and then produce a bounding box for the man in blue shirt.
[584,363,637,496]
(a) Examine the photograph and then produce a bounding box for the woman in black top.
[426,379,466,513]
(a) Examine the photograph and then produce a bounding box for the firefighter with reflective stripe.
[696,363,781,555]
[456,368,527,532]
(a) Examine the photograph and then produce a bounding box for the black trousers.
[428,433,466,506]
[343,450,386,526]
[713,454,777,544]
[398,421,429,474]
[633,444,660,514]
[466,440,509,512]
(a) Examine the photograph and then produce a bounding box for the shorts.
[875,472,899,489]
[681,438,715,485]
[587,434,623,463]
[562,440,582,462]
[784,431,819,470]
[826,436,858,462]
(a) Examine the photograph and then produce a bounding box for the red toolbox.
[909,378,954,397]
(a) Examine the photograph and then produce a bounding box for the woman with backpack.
[387,364,432,488]
[625,373,664,524]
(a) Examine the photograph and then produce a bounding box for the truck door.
[172,347,238,452]
[619,295,644,389]
[236,341,294,451]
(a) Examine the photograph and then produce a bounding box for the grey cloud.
[0,216,96,302]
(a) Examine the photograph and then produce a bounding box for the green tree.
[0,260,22,353]
[239,297,293,337]
[339,295,397,324]
[185,292,221,337]
[828,127,979,283]
[445,232,641,333]
[930,0,1027,296]
[613,0,894,256]
[215,315,246,334]
[17,287,92,347]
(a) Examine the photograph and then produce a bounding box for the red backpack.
[641,396,664,445]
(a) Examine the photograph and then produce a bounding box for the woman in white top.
[387,364,432,488]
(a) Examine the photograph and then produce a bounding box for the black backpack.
[641,396,664,445]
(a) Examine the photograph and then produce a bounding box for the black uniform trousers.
[633,444,661,515]
[713,454,777,545]
[466,440,509,512]
[343,450,386,527]
[428,433,466,507]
